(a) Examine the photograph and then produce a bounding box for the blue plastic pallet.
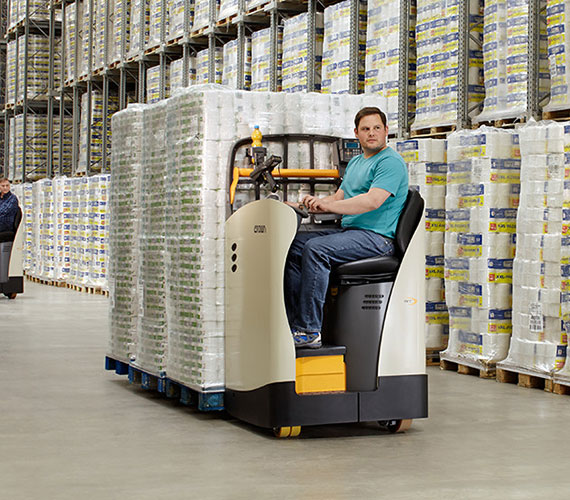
[105,356,129,375]
[105,357,224,411]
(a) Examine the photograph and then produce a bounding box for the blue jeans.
[284,228,395,333]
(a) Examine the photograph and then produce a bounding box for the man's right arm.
[302,188,344,211]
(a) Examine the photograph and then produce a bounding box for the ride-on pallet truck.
[0,205,24,299]
[224,134,427,437]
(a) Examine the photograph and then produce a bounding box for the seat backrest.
[13,206,22,232]
[394,188,424,258]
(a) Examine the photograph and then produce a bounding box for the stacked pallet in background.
[545,0,570,114]
[476,0,550,123]
[167,0,189,42]
[499,120,568,376]
[413,0,484,130]
[322,0,366,94]
[442,127,521,369]
[282,12,324,92]
[169,57,197,93]
[222,38,252,89]
[128,0,150,59]
[396,138,449,355]
[53,176,73,282]
[108,105,144,364]
[251,26,282,91]
[197,47,223,84]
[365,0,415,129]
[147,65,170,103]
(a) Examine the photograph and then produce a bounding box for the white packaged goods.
[167,0,191,42]
[7,35,62,104]
[9,0,50,29]
[110,0,131,65]
[282,12,324,92]
[87,174,110,288]
[222,38,252,89]
[53,177,73,281]
[196,48,223,84]
[443,127,521,364]
[21,184,34,272]
[109,105,144,363]
[251,26,283,91]
[93,0,115,72]
[499,120,567,374]
[323,0,367,95]
[53,115,75,175]
[134,101,169,375]
[78,91,120,175]
[148,0,166,49]
[146,65,170,103]
[79,0,94,77]
[9,114,49,181]
[169,57,197,92]
[397,139,449,348]
[193,0,219,32]
[414,0,484,129]
[365,0,415,128]
[545,0,570,112]
[64,2,83,83]
[477,0,550,122]
[128,0,150,59]
[218,0,238,22]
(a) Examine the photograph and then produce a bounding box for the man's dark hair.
[0,177,9,183]
[354,107,387,129]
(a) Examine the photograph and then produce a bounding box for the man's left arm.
[311,187,390,215]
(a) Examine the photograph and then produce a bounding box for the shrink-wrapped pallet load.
[87,174,110,289]
[53,177,73,282]
[442,127,521,366]
[322,0,367,94]
[282,12,324,92]
[64,2,83,84]
[193,0,218,32]
[148,0,166,49]
[218,0,238,23]
[414,0,484,130]
[146,65,170,103]
[500,120,567,375]
[128,0,150,59]
[397,138,448,349]
[365,0,415,128]
[133,101,169,375]
[477,0,550,122]
[108,105,144,363]
[196,47,223,84]
[110,0,130,65]
[251,26,283,91]
[222,38,252,89]
[544,0,570,112]
[11,114,49,181]
[169,57,197,92]
[167,0,191,42]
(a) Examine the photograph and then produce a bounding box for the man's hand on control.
[301,195,330,213]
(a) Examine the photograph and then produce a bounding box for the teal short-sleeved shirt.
[339,146,408,239]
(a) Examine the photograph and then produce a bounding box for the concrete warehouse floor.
[1,282,569,499]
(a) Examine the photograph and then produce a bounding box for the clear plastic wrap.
[110,0,130,65]
[323,0,367,95]
[477,0,550,122]
[146,65,170,103]
[196,48,223,84]
[544,0,570,112]
[169,57,197,93]
[282,12,324,92]
[167,0,191,42]
[251,26,283,92]
[222,38,252,90]
[128,0,150,59]
[414,0,484,129]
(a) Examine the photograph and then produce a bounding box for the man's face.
[0,181,10,196]
[354,114,388,156]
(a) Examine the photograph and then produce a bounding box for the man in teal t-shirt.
[284,107,409,349]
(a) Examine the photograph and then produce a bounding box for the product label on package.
[487,258,513,283]
[457,330,483,355]
[529,302,544,333]
[457,233,482,257]
[446,209,471,232]
[445,258,470,281]
[426,209,446,231]
[426,301,449,324]
[458,282,482,307]
[489,208,517,233]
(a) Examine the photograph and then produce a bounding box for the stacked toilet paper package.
[218,0,238,23]
[8,0,50,29]
[251,26,283,91]
[53,176,73,282]
[133,102,169,376]
[443,127,521,365]
[167,0,191,41]
[282,12,324,92]
[322,0,367,94]
[396,138,449,349]
[365,0,416,129]
[497,120,567,374]
[109,0,129,65]
[169,57,197,92]
[197,47,224,84]
[193,0,219,33]
[477,0,550,122]
[108,105,144,364]
[92,0,113,72]
[128,0,150,60]
[148,0,166,49]
[414,0,484,130]
[222,38,252,90]
[147,65,170,103]
[544,0,570,112]
[87,174,110,288]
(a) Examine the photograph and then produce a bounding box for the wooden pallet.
[426,346,445,367]
[440,357,496,379]
[474,116,527,129]
[216,14,239,27]
[26,275,67,287]
[166,35,184,47]
[108,61,120,70]
[410,125,455,138]
[191,26,209,37]
[144,45,161,56]
[542,109,570,122]
[245,3,269,15]
[496,367,552,392]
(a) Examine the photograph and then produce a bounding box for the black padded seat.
[331,189,424,285]
[0,231,15,243]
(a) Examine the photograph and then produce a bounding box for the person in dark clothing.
[0,177,20,233]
